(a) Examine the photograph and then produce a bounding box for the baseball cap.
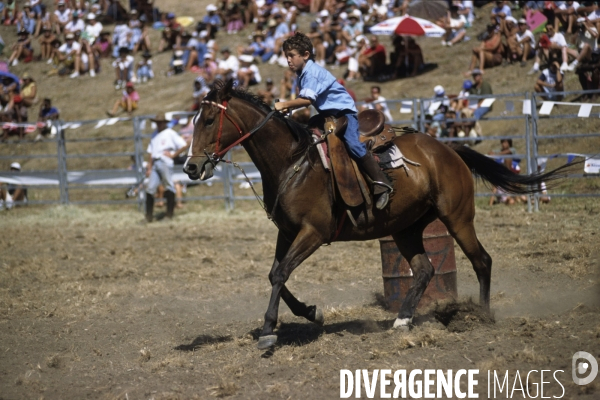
[463,80,473,90]
[239,54,254,63]
[199,30,209,38]
[72,11,79,17]
[319,9,329,17]
[471,68,482,76]
[57,0,65,5]
[10,162,21,170]
[166,12,175,19]
[518,18,527,24]
[87,13,96,20]
[125,82,134,88]
[65,33,75,40]
[266,78,273,83]
[206,4,217,12]
[204,52,214,59]
[433,85,445,96]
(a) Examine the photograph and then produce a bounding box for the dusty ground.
[0,200,599,399]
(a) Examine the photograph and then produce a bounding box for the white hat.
[174,50,184,57]
[239,54,254,63]
[339,12,348,20]
[505,16,517,24]
[204,52,214,59]
[319,9,329,17]
[199,30,209,38]
[173,59,184,66]
[10,162,21,170]
[433,85,445,96]
[351,9,362,18]
[206,4,217,12]
[87,13,96,20]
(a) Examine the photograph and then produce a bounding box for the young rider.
[274,32,393,209]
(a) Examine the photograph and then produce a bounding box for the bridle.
[190,99,277,165]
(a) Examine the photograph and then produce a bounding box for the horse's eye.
[205,118,214,126]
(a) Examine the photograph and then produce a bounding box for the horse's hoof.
[313,308,324,326]
[392,317,412,331]
[257,335,277,349]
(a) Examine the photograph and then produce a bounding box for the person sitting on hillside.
[257,77,280,106]
[575,39,600,99]
[191,75,210,111]
[35,98,59,141]
[92,31,112,59]
[136,51,154,83]
[52,1,72,36]
[465,22,503,75]
[112,47,134,89]
[358,35,387,79]
[236,54,261,88]
[14,72,36,122]
[106,82,139,116]
[439,5,467,47]
[534,58,564,101]
[565,17,598,71]
[0,162,27,210]
[55,32,89,78]
[528,25,570,75]
[512,19,536,67]
[471,68,494,120]
[500,16,519,65]
[360,85,394,121]
[7,29,33,67]
[38,27,57,63]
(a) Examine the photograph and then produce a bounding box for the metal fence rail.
[1,90,599,212]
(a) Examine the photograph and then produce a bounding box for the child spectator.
[107,82,139,116]
[112,47,134,89]
[35,98,59,141]
[136,50,154,83]
[7,30,33,67]
[92,31,112,59]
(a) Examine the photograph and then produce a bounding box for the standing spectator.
[7,30,33,67]
[136,50,154,83]
[471,68,493,120]
[106,82,139,116]
[535,58,564,100]
[257,77,280,105]
[35,98,59,141]
[440,5,467,47]
[144,113,187,222]
[0,162,27,210]
[360,85,393,121]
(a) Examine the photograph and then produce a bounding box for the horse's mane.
[206,82,313,157]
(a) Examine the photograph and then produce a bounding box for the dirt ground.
[0,200,599,399]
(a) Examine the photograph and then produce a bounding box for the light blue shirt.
[297,59,357,115]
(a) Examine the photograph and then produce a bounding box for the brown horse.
[183,80,569,350]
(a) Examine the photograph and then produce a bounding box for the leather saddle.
[309,109,396,209]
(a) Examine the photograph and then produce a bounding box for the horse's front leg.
[272,231,324,325]
[258,227,323,349]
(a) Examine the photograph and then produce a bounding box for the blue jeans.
[473,107,491,120]
[342,113,367,159]
[137,65,153,79]
[146,159,175,195]
[196,42,207,67]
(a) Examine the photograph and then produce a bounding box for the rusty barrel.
[379,219,457,312]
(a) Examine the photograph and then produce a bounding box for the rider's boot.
[357,153,393,210]
[145,193,154,222]
[165,191,175,219]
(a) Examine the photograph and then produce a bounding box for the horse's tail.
[449,144,573,195]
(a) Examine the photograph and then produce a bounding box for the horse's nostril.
[184,163,197,173]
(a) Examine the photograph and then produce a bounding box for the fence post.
[525,92,532,213]
[55,121,69,204]
[132,117,145,212]
[412,98,419,130]
[223,152,234,210]
[530,92,540,212]
[418,98,426,132]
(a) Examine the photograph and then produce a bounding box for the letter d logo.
[572,351,598,385]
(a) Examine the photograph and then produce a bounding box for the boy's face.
[285,49,310,72]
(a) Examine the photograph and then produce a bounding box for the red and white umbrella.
[369,15,445,37]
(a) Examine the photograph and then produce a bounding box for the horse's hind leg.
[391,223,435,330]
[271,232,324,325]
[440,215,492,311]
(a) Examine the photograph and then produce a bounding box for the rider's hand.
[274,102,288,112]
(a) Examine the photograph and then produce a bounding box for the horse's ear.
[222,79,235,100]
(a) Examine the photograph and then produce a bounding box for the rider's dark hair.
[282,32,314,60]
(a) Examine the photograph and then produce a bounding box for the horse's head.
[183,79,239,181]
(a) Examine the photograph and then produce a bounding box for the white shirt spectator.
[449,14,467,32]
[365,95,394,122]
[54,8,72,24]
[112,54,134,70]
[240,64,262,83]
[587,9,600,21]
[558,1,580,12]
[516,29,536,50]
[147,129,187,166]
[65,18,85,34]
[550,32,568,48]
[578,24,598,50]
[218,54,240,78]
[83,21,103,43]
[59,40,88,64]
[460,1,475,26]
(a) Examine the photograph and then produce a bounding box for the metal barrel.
[379,219,458,312]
